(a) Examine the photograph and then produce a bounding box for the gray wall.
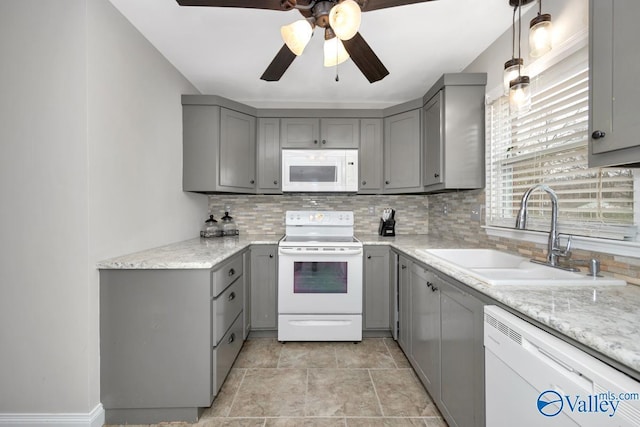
[0,0,204,416]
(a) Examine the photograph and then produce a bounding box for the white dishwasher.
[484,305,640,427]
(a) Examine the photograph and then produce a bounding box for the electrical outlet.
[443,204,448,215]
[368,206,376,216]
[471,204,483,221]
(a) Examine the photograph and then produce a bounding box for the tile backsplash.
[207,194,429,236]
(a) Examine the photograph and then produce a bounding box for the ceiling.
[109,0,517,108]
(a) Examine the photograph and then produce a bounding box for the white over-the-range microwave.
[281,149,358,192]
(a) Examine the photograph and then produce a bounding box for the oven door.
[278,246,363,314]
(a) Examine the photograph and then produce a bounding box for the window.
[486,46,637,241]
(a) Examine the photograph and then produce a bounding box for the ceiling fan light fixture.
[281,18,314,56]
[324,36,349,67]
[329,0,361,41]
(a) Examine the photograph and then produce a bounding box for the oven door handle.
[278,247,363,256]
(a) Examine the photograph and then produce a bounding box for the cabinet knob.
[250,179,255,184]
[431,285,438,292]
[274,180,278,185]
[314,140,318,144]
[322,139,327,144]
[385,180,390,185]
[362,180,367,186]
[228,333,235,344]
[228,292,236,301]
[401,265,407,270]
[228,268,235,277]
[426,281,433,288]
[434,173,440,178]
[269,254,274,258]
[367,255,372,259]
[592,130,606,140]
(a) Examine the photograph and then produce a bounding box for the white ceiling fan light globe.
[324,37,350,67]
[281,19,314,56]
[329,0,361,41]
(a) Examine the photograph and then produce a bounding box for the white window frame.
[483,29,640,257]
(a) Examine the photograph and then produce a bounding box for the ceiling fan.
[176,0,435,83]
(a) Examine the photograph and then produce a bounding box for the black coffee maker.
[378,208,396,236]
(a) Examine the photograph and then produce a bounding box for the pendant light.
[529,0,552,57]
[281,18,315,56]
[503,6,523,94]
[329,0,361,41]
[509,0,531,114]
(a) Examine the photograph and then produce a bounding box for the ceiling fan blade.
[176,0,290,11]
[261,44,297,81]
[341,32,389,83]
[359,0,435,12]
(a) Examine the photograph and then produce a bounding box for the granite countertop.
[97,233,640,379]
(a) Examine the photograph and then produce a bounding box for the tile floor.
[107,338,447,427]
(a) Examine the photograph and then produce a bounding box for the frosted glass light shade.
[509,75,532,115]
[503,57,523,94]
[281,19,314,56]
[324,37,349,67]
[529,13,552,57]
[329,0,361,40]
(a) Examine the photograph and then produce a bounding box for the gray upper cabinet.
[384,109,422,193]
[358,118,384,193]
[422,73,487,193]
[182,100,257,193]
[363,246,390,331]
[589,0,640,167]
[256,118,281,194]
[281,118,359,148]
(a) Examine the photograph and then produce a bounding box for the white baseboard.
[0,403,104,427]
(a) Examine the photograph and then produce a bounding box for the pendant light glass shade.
[281,19,314,56]
[529,13,552,57]
[509,75,531,114]
[329,0,361,41]
[324,37,349,67]
[503,57,523,94]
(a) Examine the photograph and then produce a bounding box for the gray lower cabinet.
[250,244,278,330]
[409,263,441,402]
[589,0,640,167]
[397,254,412,354]
[242,248,252,339]
[256,118,281,193]
[384,109,422,193]
[358,118,384,194]
[439,278,485,427]
[422,73,487,192]
[183,103,256,193]
[99,252,246,424]
[363,246,390,331]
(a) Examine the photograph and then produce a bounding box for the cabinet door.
[589,0,640,166]
[182,105,220,192]
[384,109,422,193]
[397,255,412,354]
[256,118,281,193]
[410,264,441,401]
[242,249,252,339]
[439,281,485,427]
[363,246,390,330]
[423,91,443,187]
[359,119,383,193]
[281,118,320,148]
[219,108,256,190]
[250,245,278,329]
[320,118,359,148]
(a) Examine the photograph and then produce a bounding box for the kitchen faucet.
[515,184,577,270]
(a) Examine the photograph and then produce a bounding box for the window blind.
[486,47,636,241]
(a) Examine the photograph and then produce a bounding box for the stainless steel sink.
[415,248,626,286]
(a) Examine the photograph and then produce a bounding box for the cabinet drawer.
[212,279,243,344]
[212,313,244,394]
[212,255,243,297]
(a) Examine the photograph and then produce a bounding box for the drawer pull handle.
[401,265,407,270]
[228,292,236,301]
[228,268,235,277]
[228,333,235,344]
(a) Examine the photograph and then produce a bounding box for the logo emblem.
[537,390,563,417]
